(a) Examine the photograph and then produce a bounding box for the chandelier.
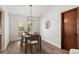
[28,5,33,20]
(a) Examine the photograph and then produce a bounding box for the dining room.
[8,5,68,54]
[1,5,79,54]
[8,5,52,54]
[8,5,71,54]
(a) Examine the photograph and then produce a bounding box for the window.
[19,23,25,31]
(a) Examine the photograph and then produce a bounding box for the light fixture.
[28,5,33,20]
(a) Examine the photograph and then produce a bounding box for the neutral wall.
[0,6,9,50]
[9,15,40,41]
[40,5,79,48]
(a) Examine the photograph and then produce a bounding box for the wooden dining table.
[21,33,41,53]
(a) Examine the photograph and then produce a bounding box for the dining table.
[21,32,41,53]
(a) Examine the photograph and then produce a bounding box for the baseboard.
[10,40,21,42]
[0,41,10,52]
[42,40,60,49]
[42,40,69,54]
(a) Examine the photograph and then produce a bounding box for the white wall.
[40,5,79,48]
[0,6,9,50]
[9,15,40,41]
[32,18,40,33]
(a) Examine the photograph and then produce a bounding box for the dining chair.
[27,35,41,53]
[20,32,25,47]
[20,32,30,47]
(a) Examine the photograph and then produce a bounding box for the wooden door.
[61,8,78,50]
[0,35,1,50]
[0,12,2,50]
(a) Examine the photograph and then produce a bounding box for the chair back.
[28,35,41,42]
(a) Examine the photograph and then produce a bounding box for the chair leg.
[30,45,33,53]
[38,43,41,52]
[28,43,41,53]
[35,44,37,48]
[34,44,40,53]
[20,40,23,47]
[39,42,41,52]
[34,44,37,52]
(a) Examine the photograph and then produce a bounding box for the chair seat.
[18,37,21,40]
[27,40,38,44]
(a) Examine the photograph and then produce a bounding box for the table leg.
[25,38,27,53]
[20,36,23,47]
[39,36,41,51]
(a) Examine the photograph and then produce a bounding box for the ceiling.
[7,5,52,17]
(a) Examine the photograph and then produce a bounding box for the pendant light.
[28,5,33,20]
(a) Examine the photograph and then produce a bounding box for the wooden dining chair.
[20,32,30,47]
[27,35,41,53]
[20,32,25,47]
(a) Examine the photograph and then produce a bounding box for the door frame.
[61,7,78,49]
[0,9,4,51]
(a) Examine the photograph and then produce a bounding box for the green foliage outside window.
[19,24,25,31]
[27,23,32,32]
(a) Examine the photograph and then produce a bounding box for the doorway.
[61,8,78,51]
[0,11,2,50]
